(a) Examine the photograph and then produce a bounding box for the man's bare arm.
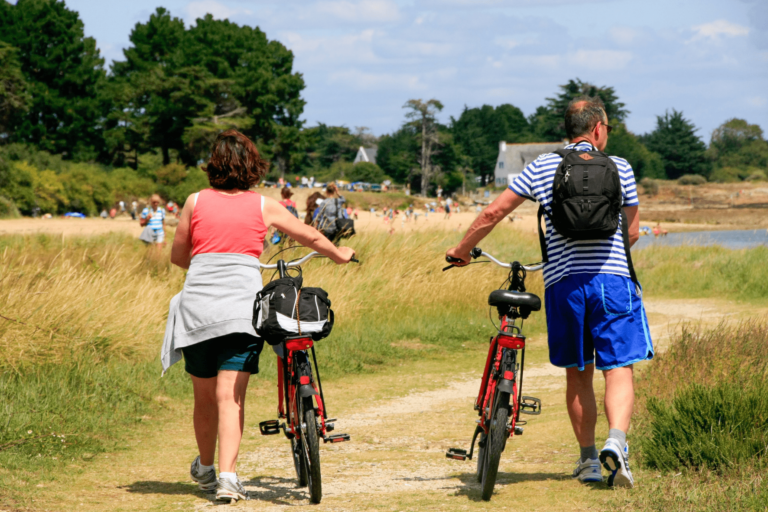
[624,205,639,247]
[446,189,527,264]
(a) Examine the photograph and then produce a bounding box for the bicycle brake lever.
[442,264,456,272]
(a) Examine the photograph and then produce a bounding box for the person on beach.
[162,130,355,502]
[140,194,166,246]
[447,97,652,489]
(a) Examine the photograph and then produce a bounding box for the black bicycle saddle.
[488,290,541,311]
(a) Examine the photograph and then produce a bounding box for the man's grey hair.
[564,97,607,139]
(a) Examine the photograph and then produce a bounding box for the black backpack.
[537,146,638,283]
[252,276,334,345]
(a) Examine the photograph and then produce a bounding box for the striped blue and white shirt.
[141,206,165,231]
[509,141,639,288]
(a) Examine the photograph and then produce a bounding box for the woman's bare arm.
[170,193,196,269]
[262,196,354,264]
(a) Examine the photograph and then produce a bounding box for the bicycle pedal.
[445,448,469,461]
[323,433,350,443]
[514,426,524,436]
[258,420,282,436]
[520,396,542,415]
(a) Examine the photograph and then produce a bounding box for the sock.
[197,462,215,476]
[608,428,627,449]
[580,445,598,461]
[219,471,238,484]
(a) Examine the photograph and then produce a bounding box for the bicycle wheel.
[481,392,510,501]
[302,397,322,503]
[476,432,486,483]
[291,436,308,487]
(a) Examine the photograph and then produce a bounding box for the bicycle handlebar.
[260,251,359,269]
[445,247,544,272]
[260,251,325,269]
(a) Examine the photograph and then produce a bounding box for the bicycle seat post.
[277,260,288,279]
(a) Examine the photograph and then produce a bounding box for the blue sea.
[634,229,768,251]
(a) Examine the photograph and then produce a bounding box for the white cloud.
[315,0,400,23]
[185,1,239,23]
[570,49,633,70]
[690,19,749,41]
[747,96,766,108]
[328,70,425,91]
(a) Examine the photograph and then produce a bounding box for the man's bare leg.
[566,365,597,448]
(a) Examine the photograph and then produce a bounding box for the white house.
[493,141,565,187]
[353,146,378,165]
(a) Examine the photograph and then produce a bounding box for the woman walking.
[161,130,355,502]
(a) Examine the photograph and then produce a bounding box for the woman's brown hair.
[204,130,269,190]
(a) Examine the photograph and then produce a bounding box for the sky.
[41,0,768,141]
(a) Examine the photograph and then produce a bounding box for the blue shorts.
[545,273,653,371]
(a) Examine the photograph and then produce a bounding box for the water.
[634,229,768,251]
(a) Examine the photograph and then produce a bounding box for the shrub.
[745,170,766,181]
[677,174,707,185]
[0,196,19,218]
[640,177,659,196]
[642,382,768,471]
[636,321,768,472]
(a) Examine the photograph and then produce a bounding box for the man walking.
[446,97,653,488]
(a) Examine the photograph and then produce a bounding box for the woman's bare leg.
[216,370,251,473]
[191,375,218,466]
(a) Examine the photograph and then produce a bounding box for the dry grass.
[0,233,183,371]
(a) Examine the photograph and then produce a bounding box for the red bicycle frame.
[475,317,526,439]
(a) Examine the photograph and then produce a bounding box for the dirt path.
[24,297,766,511]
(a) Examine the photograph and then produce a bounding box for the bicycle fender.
[497,379,515,395]
[299,384,319,398]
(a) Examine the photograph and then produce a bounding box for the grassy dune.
[0,226,544,490]
[2,226,768,503]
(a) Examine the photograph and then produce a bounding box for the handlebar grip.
[445,256,464,263]
[351,257,359,263]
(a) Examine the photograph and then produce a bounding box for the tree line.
[1,0,766,215]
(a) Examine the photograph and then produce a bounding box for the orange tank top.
[191,189,268,258]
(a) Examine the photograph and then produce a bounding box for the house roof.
[354,146,378,165]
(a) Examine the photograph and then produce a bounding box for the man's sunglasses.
[603,122,613,134]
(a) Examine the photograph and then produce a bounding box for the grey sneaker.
[572,457,603,483]
[189,456,217,492]
[216,477,249,502]
[600,439,634,488]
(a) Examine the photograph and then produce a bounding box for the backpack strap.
[621,212,640,285]
[537,205,549,262]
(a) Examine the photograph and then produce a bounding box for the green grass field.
[2,229,768,509]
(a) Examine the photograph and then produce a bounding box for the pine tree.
[0,0,106,160]
[642,110,710,179]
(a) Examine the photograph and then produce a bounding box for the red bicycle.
[445,248,543,501]
[257,252,350,504]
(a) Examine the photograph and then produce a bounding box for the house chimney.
[500,141,507,152]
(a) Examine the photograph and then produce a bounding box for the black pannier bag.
[252,276,334,345]
[334,217,355,239]
[537,146,638,283]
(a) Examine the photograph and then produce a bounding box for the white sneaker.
[189,456,217,492]
[216,477,249,502]
[600,439,634,488]
[572,457,603,483]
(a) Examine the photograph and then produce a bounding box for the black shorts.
[181,333,264,379]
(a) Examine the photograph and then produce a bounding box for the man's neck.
[570,137,597,148]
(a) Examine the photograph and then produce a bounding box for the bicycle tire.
[481,392,510,501]
[302,397,322,503]
[476,432,486,483]
[291,436,308,487]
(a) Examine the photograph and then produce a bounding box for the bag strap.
[296,288,302,336]
[537,205,549,262]
[621,212,639,285]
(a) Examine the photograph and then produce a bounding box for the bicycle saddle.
[488,290,541,311]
